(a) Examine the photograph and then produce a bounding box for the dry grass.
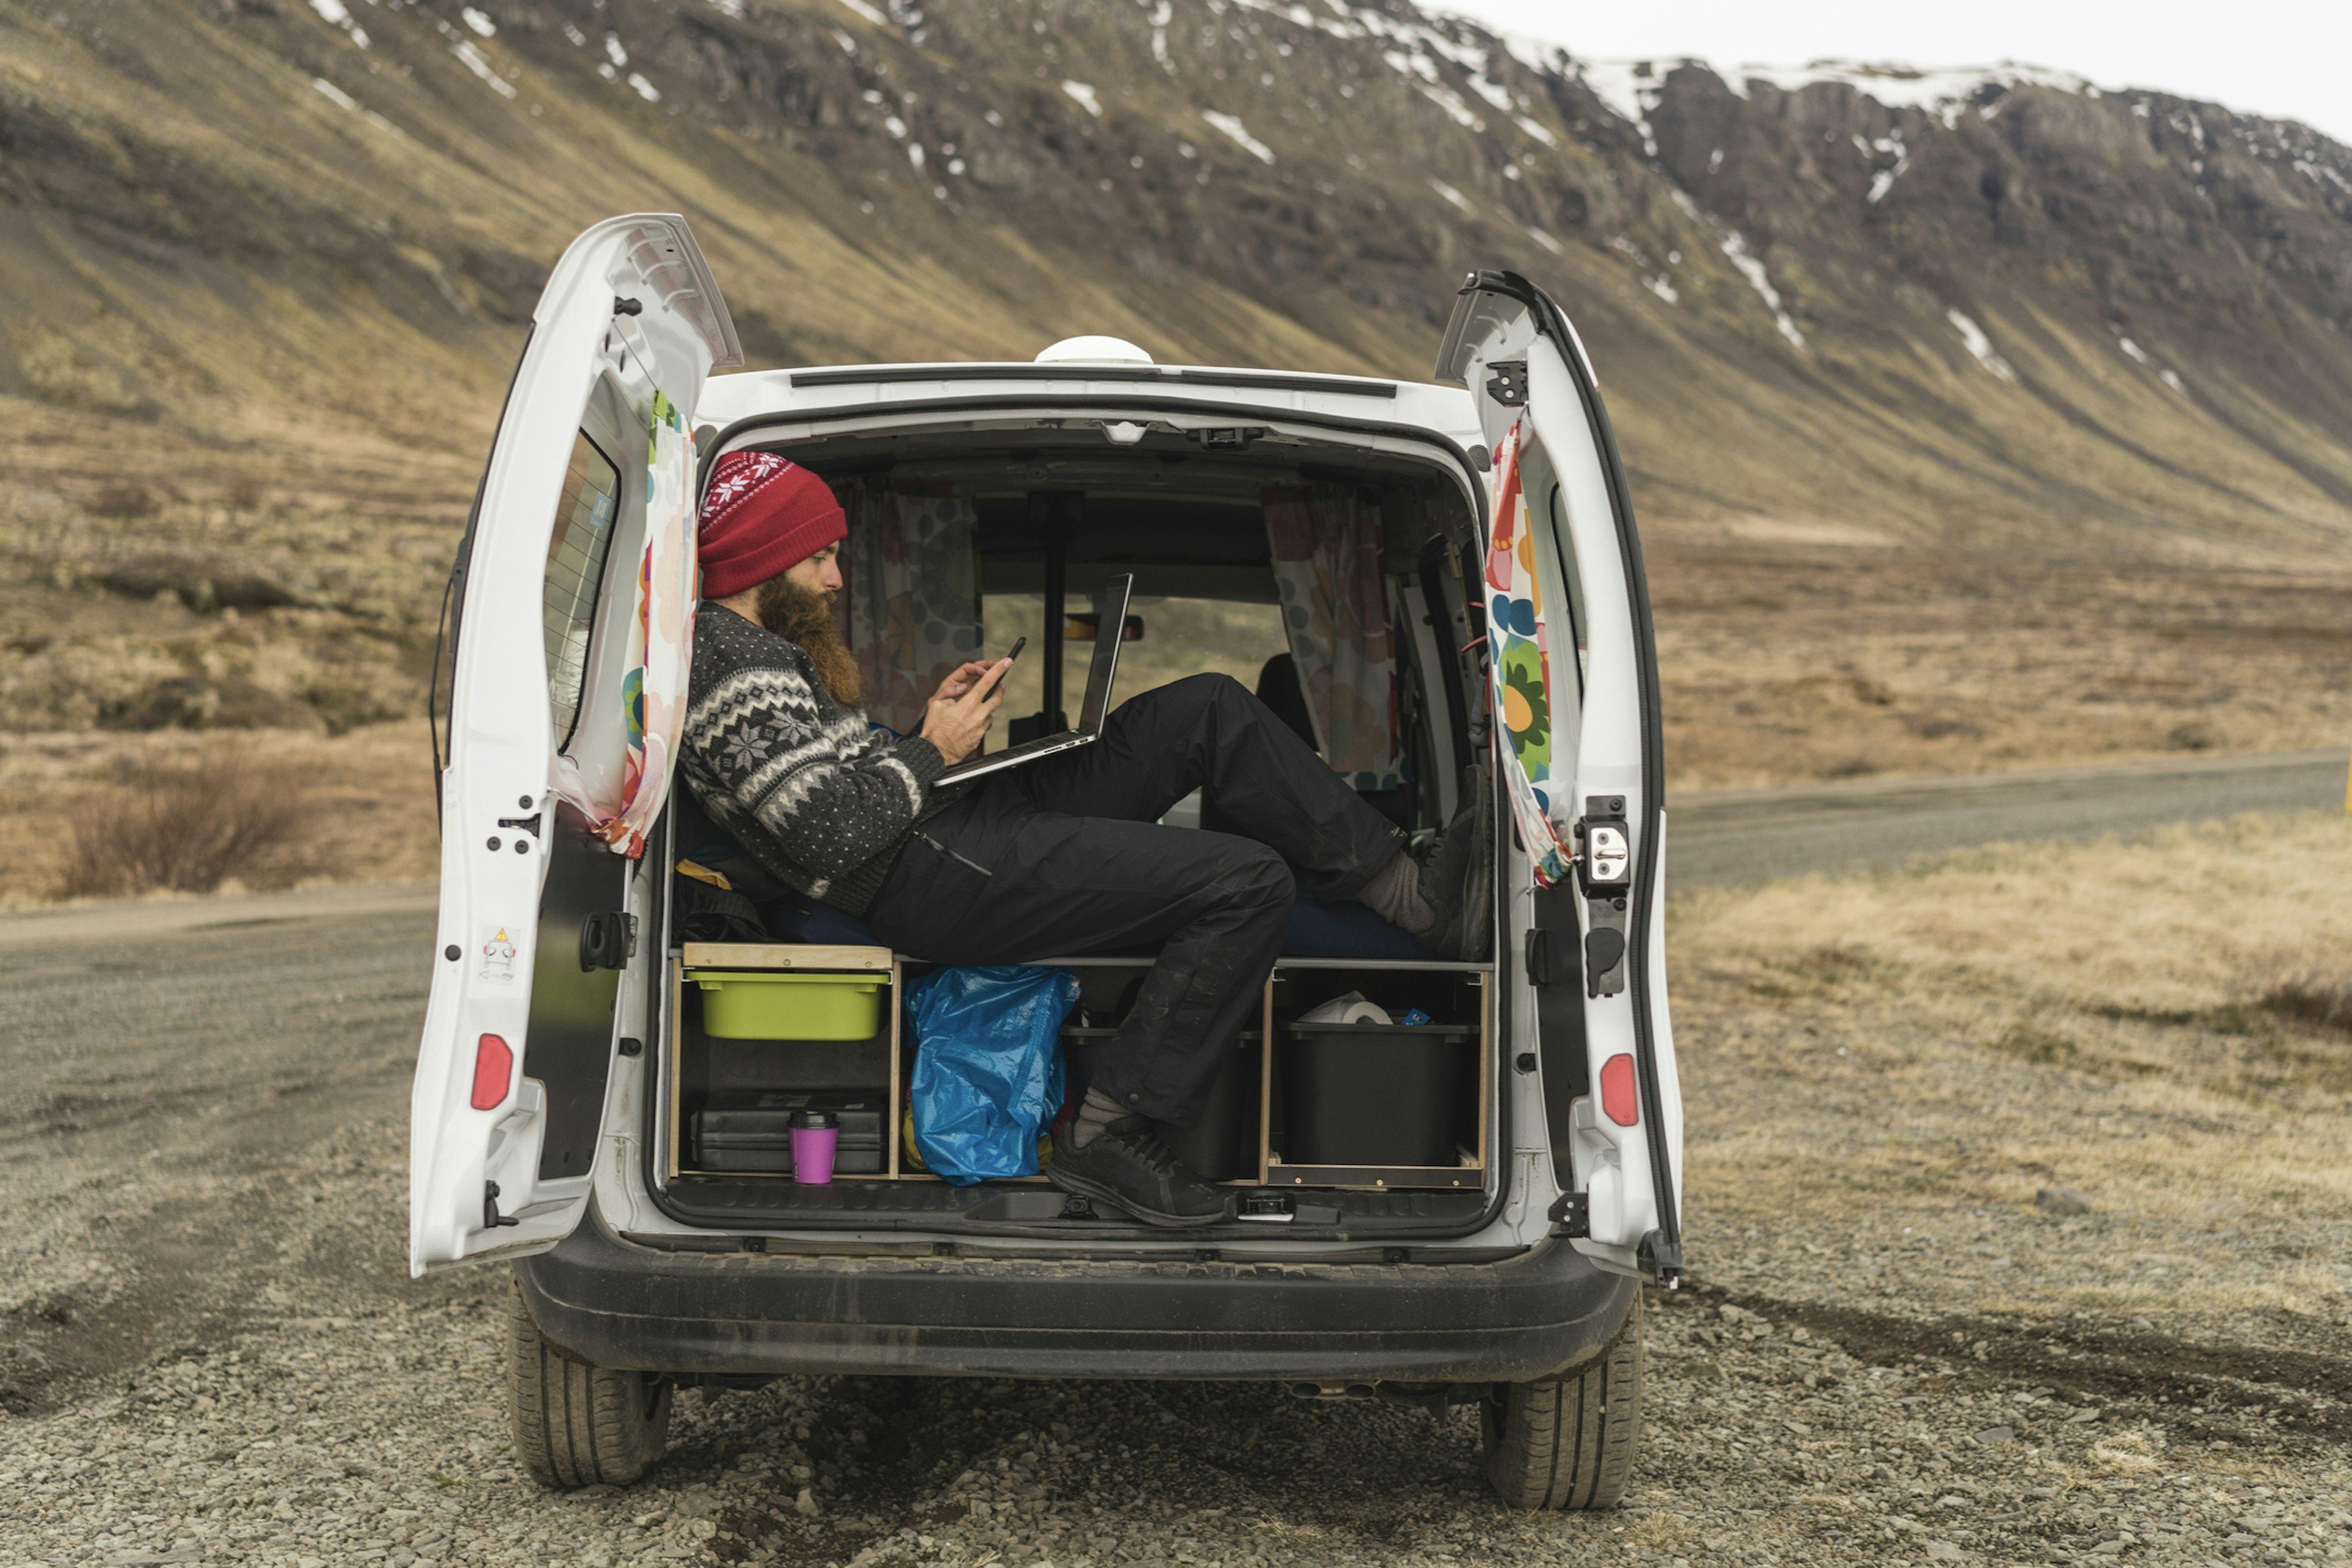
[61,750,322,898]
[2264,977,2352,1035]
[83,483,158,521]
[1648,538,2352,790]
[0,723,438,908]
[1670,809,2352,1330]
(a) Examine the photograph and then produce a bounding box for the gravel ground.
[7,822,2351,1567]
[6,1117,2347,1567]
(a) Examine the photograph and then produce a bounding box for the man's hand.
[927,661,998,704]
[920,658,1011,764]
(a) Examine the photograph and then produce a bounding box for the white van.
[412,214,1683,1511]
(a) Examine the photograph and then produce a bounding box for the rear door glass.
[981,593,1290,718]
[541,432,623,748]
[1543,483,1590,692]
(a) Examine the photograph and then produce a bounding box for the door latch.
[496,812,541,838]
[1484,359,1528,407]
[579,911,637,971]
[1574,797,1632,997]
[1185,426,1265,450]
[1548,1191,1590,1237]
[1638,1229,1685,1287]
[483,1180,521,1230]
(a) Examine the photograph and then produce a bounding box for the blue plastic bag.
[906,965,1077,1185]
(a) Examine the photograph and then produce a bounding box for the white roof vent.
[1034,334,1155,366]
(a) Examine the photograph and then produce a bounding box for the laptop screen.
[1076,575,1134,733]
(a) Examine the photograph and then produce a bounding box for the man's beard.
[753,575,862,709]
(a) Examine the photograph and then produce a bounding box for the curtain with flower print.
[835,478,985,736]
[551,389,696,859]
[1484,418,1572,888]
[1262,483,1402,791]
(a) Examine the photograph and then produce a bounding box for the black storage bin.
[1060,1026,1261,1182]
[690,1090,888,1174]
[1278,1021,1475,1167]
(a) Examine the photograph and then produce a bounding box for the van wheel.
[507,1274,671,1488]
[1480,1295,1642,1510]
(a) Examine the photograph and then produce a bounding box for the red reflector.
[1599,1054,1638,1127]
[470,1033,513,1110]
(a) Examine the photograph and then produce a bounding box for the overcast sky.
[1438,0,2352,145]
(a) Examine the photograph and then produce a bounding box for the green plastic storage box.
[692,970,885,1041]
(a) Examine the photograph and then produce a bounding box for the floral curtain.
[836,478,984,736]
[1484,418,1572,887]
[552,388,696,859]
[1262,483,1401,791]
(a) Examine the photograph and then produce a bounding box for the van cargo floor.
[654,1174,1490,1243]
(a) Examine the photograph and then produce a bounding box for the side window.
[542,432,623,749]
[1545,483,1590,691]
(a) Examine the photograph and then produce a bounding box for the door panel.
[1434,271,1686,1284]
[410,215,739,1275]
[525,802,631,1182]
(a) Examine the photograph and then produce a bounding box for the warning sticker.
[477,925,521,982]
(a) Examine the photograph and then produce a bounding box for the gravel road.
[1666,748,2350,888]
[5,793,2349,1566]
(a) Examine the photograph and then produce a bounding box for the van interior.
[651,417,1525,1247]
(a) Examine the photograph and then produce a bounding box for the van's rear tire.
[1481,1294,1642,1510]
[507,1274,671,1488]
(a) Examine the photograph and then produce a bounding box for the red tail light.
[470,1033,513,1110]
[1599,1053,1638,1126]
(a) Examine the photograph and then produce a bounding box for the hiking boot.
[1416,764,1494,960]
[1048,1117,1232,1227]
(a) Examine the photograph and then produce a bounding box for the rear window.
[542,431,622,748]
[981,593,1289,722]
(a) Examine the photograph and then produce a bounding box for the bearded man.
[679,450,1491,1229]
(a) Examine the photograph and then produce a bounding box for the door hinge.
[1485,359,1528,407]
[1638,1230,1685,1287]
[579,911,638,971]
[483,1181,521,1231]
[1548,1191,1590,1238]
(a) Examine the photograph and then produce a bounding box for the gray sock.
[1071,1087,1126,1148]
[1357,847,1434,936]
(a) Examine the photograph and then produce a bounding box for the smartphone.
[974,638,1025,700]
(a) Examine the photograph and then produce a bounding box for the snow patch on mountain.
[1948,310,2017,382]
[1202,110,1276,165]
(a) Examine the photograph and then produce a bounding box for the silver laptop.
[938,574,1135,784]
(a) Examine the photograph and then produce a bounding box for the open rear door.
[412,216,740,1275]
[1435,271,1685,1284]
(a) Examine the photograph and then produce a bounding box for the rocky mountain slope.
[1,0,2347,784]
[7,0,2351,543]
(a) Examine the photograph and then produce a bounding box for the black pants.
[862,673,1407,1126]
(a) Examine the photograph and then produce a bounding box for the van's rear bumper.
[515,1223,1639,1384]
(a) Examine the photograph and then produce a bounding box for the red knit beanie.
[697,451,848,599]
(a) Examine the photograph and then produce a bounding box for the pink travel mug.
[790,1109,839,1185]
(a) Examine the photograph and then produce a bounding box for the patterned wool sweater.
[680,606,953,916]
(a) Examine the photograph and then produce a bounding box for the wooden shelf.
[1271,956,1494,973]
[665,959,1494,1197]
[682,941,892,972]
[665,953,901,1182]
[1267,1161,1485,1190]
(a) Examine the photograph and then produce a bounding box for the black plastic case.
[1278,1021,1476,1167]
[690,1089,888,1174]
